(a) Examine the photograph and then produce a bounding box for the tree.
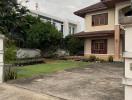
[25,20,63,53]
[0,0,27,36]
[13,15,42,47]
[0,0,63,56]
[64,35,84,55]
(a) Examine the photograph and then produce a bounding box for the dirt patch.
[9,62,124,100]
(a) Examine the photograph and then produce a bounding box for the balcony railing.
[119,16,132,25]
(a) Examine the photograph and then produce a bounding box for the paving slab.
[9,63,124,100]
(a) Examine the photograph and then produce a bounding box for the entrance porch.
[75,30,124,61]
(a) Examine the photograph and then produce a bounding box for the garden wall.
[17,49,41,59]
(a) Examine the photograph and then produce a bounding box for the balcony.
[119,5,132,25]
[119,16,132,25]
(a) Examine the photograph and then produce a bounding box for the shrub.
[4,39,17,64]
[64,35,84,55]
[4,67,17,81]
[99,59,106,63]
[88,55,96,62]
[108,56,113,62]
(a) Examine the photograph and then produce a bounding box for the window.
[61,24,63,33]
[91,39,107,54]
[69,26,72,34]
[72,27,75,34]
[92,13,108,26]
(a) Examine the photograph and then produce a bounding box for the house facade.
[74,0,131,61]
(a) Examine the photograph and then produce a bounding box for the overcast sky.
[21,0,99,30]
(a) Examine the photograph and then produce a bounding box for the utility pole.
[35,2,39,11]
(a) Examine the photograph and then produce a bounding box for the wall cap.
[123,52,132,58]
[0,35,5,39]
[122,78,132,86]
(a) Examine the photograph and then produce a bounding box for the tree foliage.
[0,0,63,56]
[5,39,17,63]
[64,35,84,55]
[26,19,63,52]
[0,0,27,35]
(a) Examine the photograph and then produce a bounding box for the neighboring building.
[31,10,79,37]
[74,0,132,61]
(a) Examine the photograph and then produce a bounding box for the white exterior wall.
[0,35,4,83]
[31,11,80,37]
[125,86,132,100]
[115,1,132,100]
[112,1,132,98]
[124,26,132,78]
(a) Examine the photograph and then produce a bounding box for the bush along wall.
[64,35,84,56]
[4,39,17,64]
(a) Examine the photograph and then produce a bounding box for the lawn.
[16,60,89,78]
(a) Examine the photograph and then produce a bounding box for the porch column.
[114,25,121,61]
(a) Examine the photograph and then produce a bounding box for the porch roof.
[74,30,115,38]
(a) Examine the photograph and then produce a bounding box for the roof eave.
[74,7,108,18]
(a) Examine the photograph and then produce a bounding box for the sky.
[20,0,99,30]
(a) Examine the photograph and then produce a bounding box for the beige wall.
[85,9,115,32]
[84,37,123,59]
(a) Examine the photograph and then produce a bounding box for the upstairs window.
[92,13,108,26]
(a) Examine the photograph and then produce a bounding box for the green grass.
[16,60,89,78]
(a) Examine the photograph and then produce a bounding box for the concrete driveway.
[0,84,61,100]
[9,63,124,100]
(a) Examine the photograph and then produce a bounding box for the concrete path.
[0,84,61,100]
[10,63,124,100]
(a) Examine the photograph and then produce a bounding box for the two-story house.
[75,1,132,99]
[74,0,131,61]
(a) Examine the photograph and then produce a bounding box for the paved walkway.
[9,63,124,100]
[0,84,61,100]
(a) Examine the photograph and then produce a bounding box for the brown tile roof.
[102,0,128,3]
[74,2,108,18]
[74,30,115,38]
[74,0,129,18]
[102,0,129,7]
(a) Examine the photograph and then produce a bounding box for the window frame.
[92,13,108,26]
[91,39,107,54]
